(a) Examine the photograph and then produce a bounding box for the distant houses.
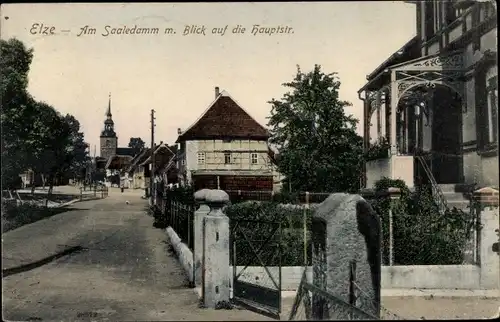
[93,87,283,193]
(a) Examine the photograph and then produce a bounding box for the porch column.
[376,91,382,138]
[363,94,371,188]
[404,106,410,153]
[390,72,398,155]
[363,93,370,153]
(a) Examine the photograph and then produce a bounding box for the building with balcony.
[358,0,497,203]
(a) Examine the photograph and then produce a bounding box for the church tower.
[99,93,118,159]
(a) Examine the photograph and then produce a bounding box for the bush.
[365,137,390,161]
[369,177,477,265]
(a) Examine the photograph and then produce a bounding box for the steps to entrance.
[438,184,471,212]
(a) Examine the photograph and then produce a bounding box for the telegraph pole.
[150,109,156,201]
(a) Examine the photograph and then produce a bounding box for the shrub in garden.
[370,177,477,265]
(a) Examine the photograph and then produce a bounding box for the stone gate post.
[202,189,230,308]
[194,189,211,286]
[474,187,500,289]
[311,193,381,319]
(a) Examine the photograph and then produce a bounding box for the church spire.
[101,92,116,138]
[106,92,112,118]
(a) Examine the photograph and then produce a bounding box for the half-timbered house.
[176,87,283,192]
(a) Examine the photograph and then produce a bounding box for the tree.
[1,38,35,189]
[128,137,145,155]
[25,101,70,193]
[267,65,363,193]
[1,38,90,194]
[61,114,90,182]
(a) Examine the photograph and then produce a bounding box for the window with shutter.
[475,70,487,150]
[486,75,498,145]
[476,70,498,153]
[425,2,436,40]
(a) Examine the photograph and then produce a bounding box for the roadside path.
[2,188,268,321]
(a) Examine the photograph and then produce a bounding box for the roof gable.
[126,148,151,172]
[140,143,176,166]
[177,90,270,142]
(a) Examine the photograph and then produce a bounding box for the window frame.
[445,1,458,25]
[197,152,206,165]
[425,1,436,41]
[224,152,231,164]
[476,67,498,155]
[486,75,498,145]
[250,153,258,164]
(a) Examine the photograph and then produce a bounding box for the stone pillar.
[474,187,500,289]
[202,189,231,308]
[194,189,211,286]
[311,193,381,319]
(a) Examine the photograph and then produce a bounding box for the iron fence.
[361,188,479,266]
[79,185,109,201]
[163,189,195,251]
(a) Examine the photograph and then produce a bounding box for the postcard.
[1,1,498,321]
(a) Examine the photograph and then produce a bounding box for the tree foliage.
[128,137,145,155]
[267,65,363,193]
[1,38,89,191]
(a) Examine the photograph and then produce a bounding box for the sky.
[1,2,416,153]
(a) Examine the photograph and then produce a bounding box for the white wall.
[230,266,312,291]
[227,264,489,291]
[185,139,271,171]
[391,155,414,188]
[366,159,391,188]
[366,156,414,188]
[179,139,283,186]
[382,265,480,289]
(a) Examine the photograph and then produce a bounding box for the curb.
[279,289,500,299]
[165,227,195,284]
[58,196,105,208]
[57,198,81,208]
[381,288,500,298]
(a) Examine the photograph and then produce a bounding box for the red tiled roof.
[177,91,270,142]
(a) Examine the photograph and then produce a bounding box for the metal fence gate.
[230,219,282,319]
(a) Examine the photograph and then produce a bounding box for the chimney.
[215,86,220,99]
[177,128,182,135]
